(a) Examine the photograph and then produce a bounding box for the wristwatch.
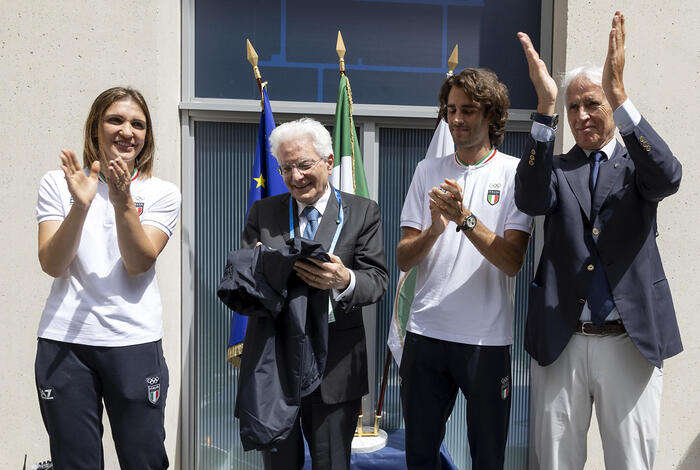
[530,112,559,128]
[456,213,477,232]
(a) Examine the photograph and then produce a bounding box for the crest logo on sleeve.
[487,183,502,206]
[146,376,160,405]
[500,376,510,400]
[39,387,55,400]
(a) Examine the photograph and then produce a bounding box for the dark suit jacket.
[514,117,682,368]
[241,189,389,403]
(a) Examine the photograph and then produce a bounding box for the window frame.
[180,0,553,467]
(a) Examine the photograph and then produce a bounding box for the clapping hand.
[60,149,99,210]
[602,11,627,109]
[428,179,465,232]
[106,157,133,207]
[517,32,558,115]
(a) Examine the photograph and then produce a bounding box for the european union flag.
[227,86,287,366]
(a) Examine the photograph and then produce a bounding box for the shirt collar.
[453,147,497,170]
[582,138,617,161]
[296,185,332,217]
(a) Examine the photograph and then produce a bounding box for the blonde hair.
[82,87,155,177]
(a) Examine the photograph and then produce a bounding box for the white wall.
[552,1,700,468]
[3,1,698,469]
[1,1,181,467]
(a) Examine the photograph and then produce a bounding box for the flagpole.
[246,38,266,108]
[227,39,269,367]
[336,31,346,76]
[435,43,460,130]
[376,43,460,428]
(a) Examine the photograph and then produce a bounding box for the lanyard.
[288,186,344,255]
[288,186,343,323]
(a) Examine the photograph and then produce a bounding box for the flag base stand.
[351,414,387,453]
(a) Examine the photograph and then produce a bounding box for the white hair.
[560,66,603,94]
[269,117,333,160]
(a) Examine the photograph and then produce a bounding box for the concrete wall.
[2,0,698,469]
[552,1,700,468]
[1,1,181,467]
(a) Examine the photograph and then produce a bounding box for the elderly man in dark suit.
[240,117,388,470]
[515,12,682,469]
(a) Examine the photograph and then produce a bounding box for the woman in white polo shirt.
[35,87,180,469]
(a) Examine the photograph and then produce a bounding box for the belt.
[575,320,626,336]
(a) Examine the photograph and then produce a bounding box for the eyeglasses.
[277,158,324,175]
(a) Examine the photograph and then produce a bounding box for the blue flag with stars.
[227,86,286,366]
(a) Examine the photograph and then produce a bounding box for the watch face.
[466,214,477,229]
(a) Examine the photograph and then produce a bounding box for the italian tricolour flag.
[330,74,369,198]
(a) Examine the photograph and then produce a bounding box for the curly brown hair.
[82,87,155,178]
[438,68,510,147]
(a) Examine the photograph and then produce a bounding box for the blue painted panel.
[194,0,543,108]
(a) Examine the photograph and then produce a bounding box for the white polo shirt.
[36,169,181,346]
[400,150,532,345]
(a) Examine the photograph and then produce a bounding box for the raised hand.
[517,32,558,115]
[60,149,99,210]
[603,11,627,109]
[106,157,133,207]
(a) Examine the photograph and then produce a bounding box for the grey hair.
[269,117,333,160]
[560,66,603,94]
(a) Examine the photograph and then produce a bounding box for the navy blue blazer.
[514,117,682,368]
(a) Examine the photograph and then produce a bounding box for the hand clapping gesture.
[517,32,557,115]
[105,157,133,208]
[60,149,99,210]
[602,11,627,109]
[428,179,465,234]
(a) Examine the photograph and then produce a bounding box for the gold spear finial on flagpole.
[246,39,262,84]
[246,38,266,109]
[336,31,346,75]
[447,44,459,76]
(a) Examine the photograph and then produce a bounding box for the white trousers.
[531,333,662,470]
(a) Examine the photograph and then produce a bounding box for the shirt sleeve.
[332,269,356,301]
[36,172,65,223]
[530,121,556,142]
[140,182,182,237]
[400,163,426,231]
[613,99,642,135]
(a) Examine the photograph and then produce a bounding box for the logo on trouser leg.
[39,388,55,400]
[500,376,510,400]
[146,376,160,405]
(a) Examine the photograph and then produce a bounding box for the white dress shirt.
[296,185,356,301]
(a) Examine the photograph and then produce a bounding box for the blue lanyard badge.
[289,186,344,323]
[288,186,344,255]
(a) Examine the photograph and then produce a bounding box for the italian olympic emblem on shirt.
[487,183,502,206]
[134,195,145,216]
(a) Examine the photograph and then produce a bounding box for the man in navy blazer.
[515,12,682,469]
